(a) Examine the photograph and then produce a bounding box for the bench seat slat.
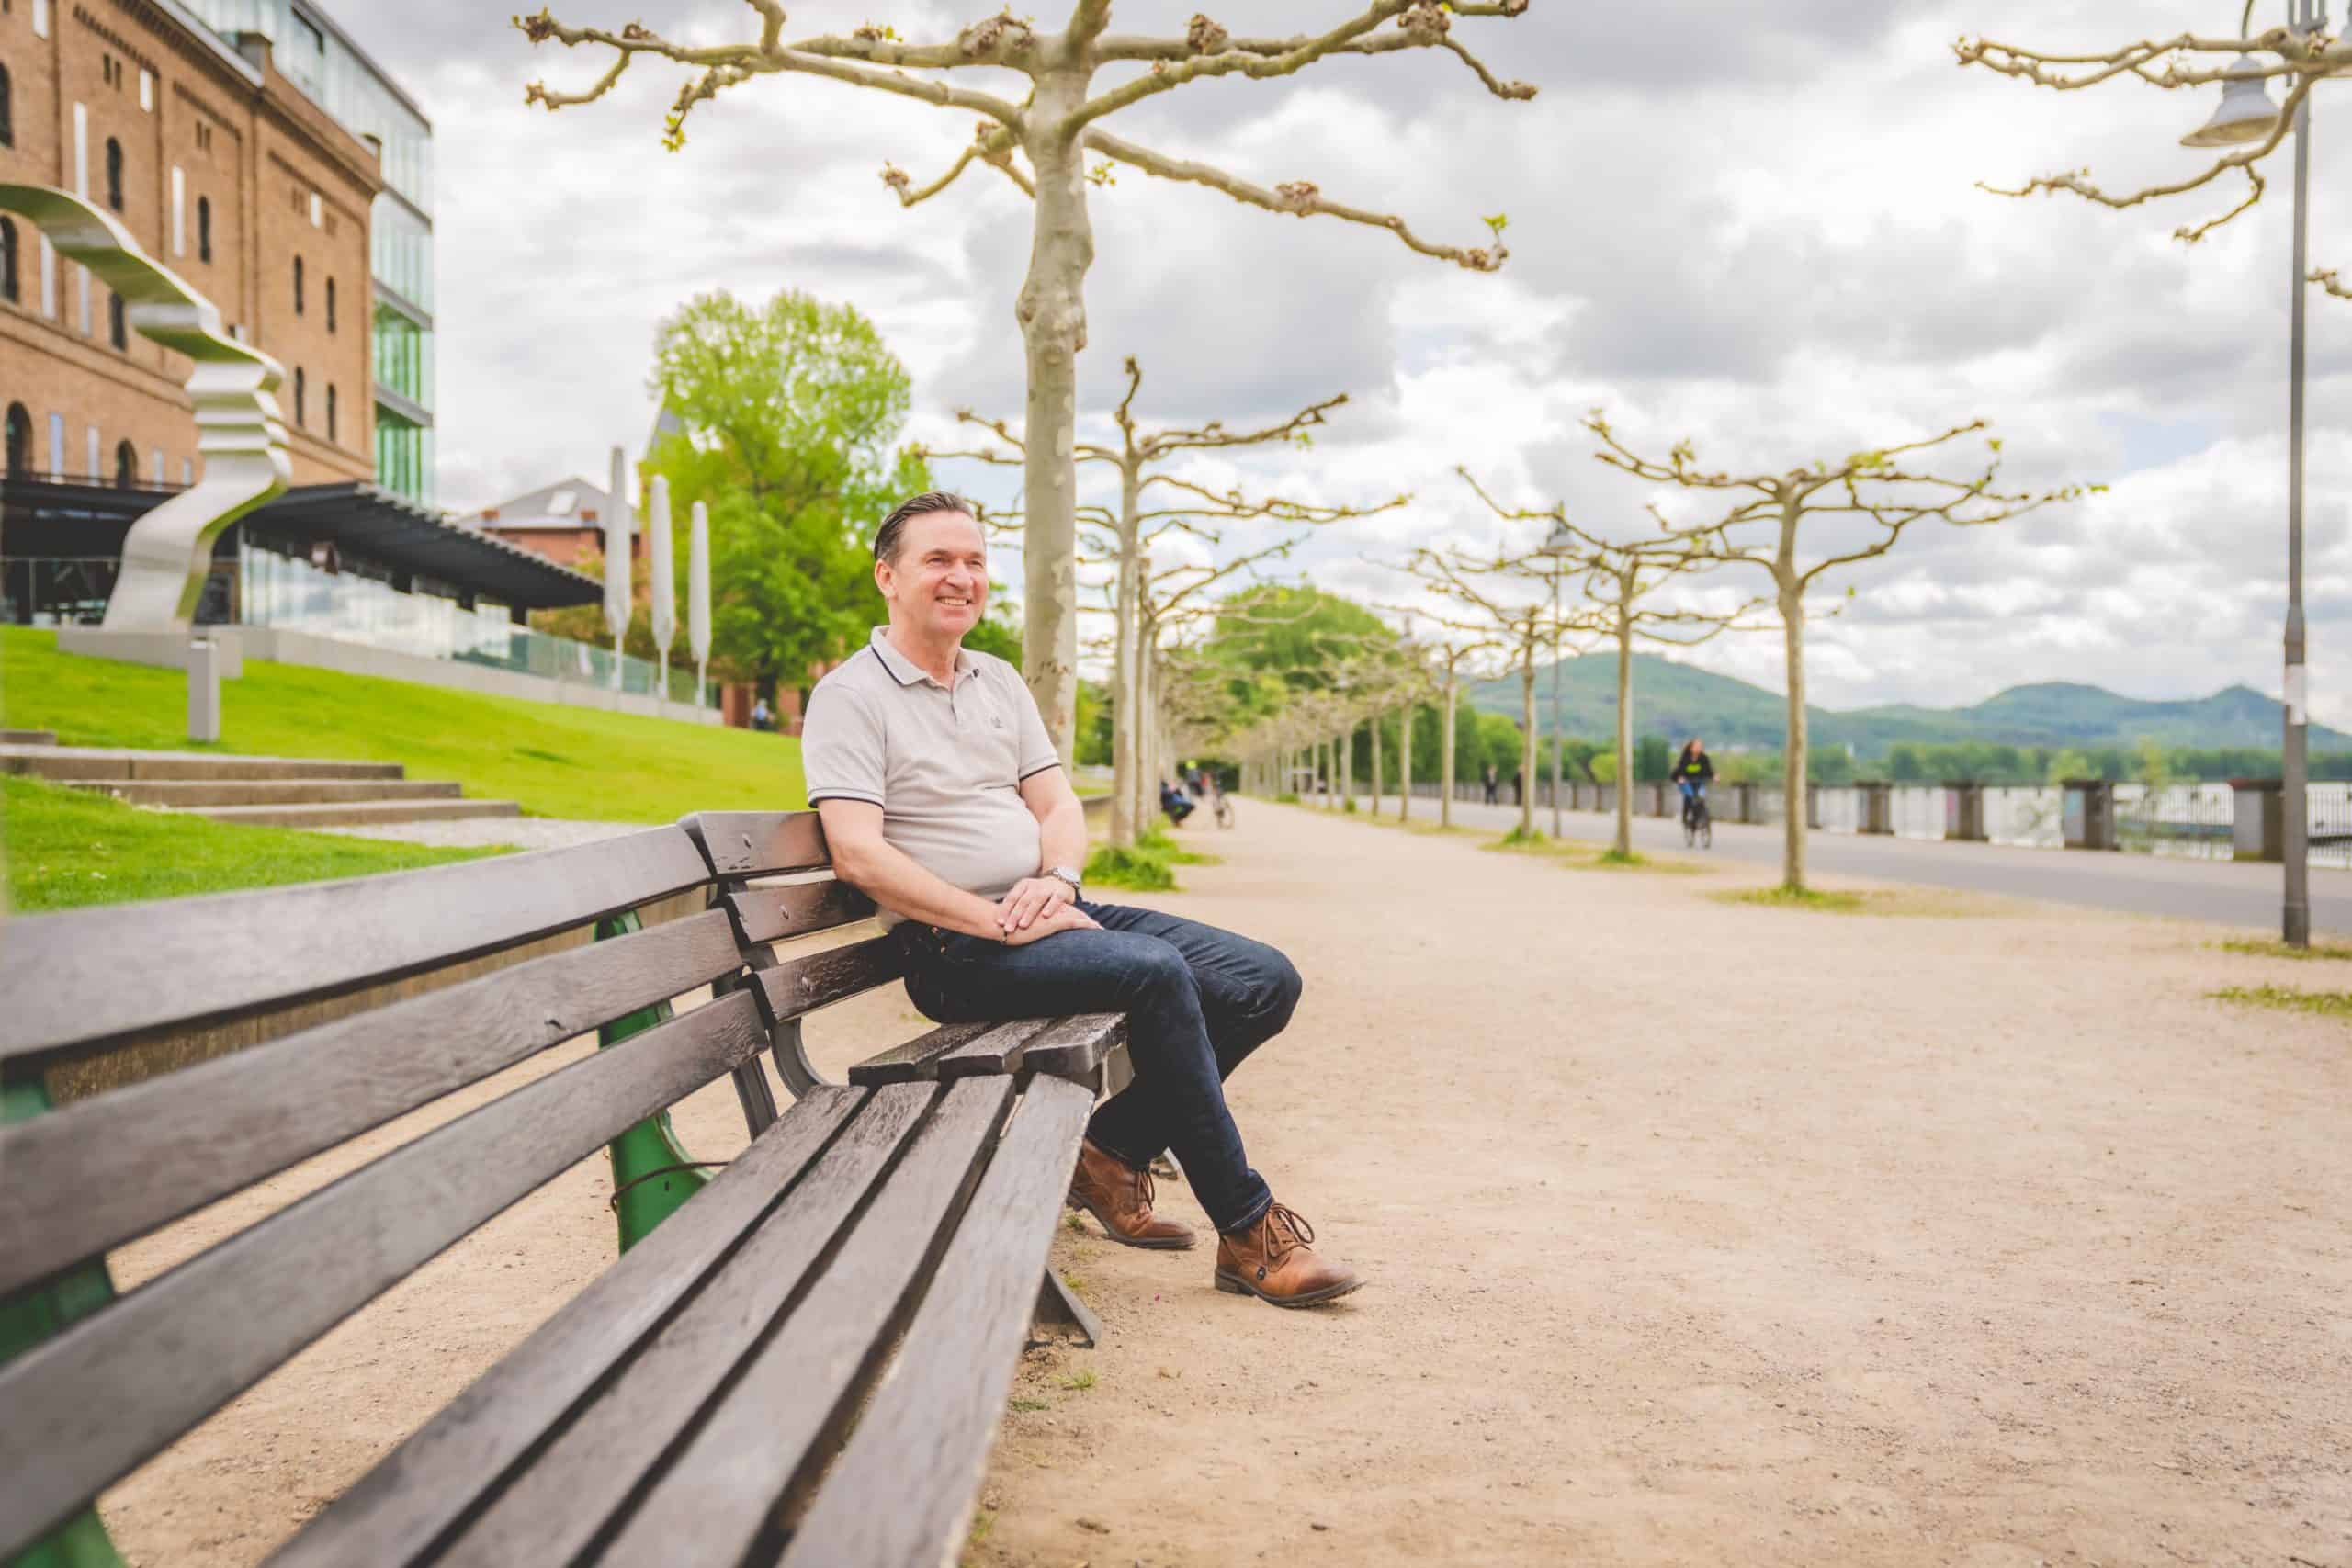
[684,811,828,878]
[0,990,769,1564]
[936,1018,1057,1080]
[782,1077,1098,1567]
[1017,1012,1129,1083]
[0,910,746,1302]
[431,1083,938,1567]
[266,1085,870,1568]
[846,1019,1032,1088]
[726,882,874,946]
[588,1077,1017,1566]
[752,935,902,1021]
[0,826,713,1065]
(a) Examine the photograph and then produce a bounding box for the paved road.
[1316,791,2346,935]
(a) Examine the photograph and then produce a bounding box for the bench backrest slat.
[0,826,712,1065]
[683,810,828,877]
[0,909,746,1302]
[752,933,904,1022]
[725,881,875,945]
[0,989,768,1562]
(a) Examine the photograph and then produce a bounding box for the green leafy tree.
[640,288,929,699]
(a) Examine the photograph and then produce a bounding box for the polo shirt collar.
[868,626,974,689]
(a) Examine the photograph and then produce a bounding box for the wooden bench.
[0,809,1125,1567]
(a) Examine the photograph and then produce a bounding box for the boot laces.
[1263,1203,1315,1264]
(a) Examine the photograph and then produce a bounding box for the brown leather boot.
[1214,1202,1362,1307]
[1068,1138,1195,1249]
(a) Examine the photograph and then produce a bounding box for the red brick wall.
[0,0,377,487]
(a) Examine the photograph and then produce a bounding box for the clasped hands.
[992,875,1098,945]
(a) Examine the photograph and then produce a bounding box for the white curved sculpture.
[0,183,290,630]
[604,446,630,687]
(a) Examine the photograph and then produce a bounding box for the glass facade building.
[175,0,437,505]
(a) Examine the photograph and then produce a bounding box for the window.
[195,120,212,153]
[293,255,303,315]
[107,291,125,350]
[85,423,97,480]
[197,197,211,263]
[324,276,334,333]
[5,404,30,476]
[105,138,123,211]
[139,69,153,113]
[31,0,47,39]
[294,367,306,427]
[47,413,62,472]
[0,62,12,149]
[114,438,136,489]
[151,447,162,484]
[308,191,322,229]
[170,166,184,255]
[181,457,193,485]
[0,218,16,305]
[325,383,336,443]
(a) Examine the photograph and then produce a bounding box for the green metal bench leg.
[1,1075,129,1568]
[595,911,712,1254]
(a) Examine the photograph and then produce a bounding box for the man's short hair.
[876,491,980,564]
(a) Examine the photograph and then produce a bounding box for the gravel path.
[97,803,2351,1567]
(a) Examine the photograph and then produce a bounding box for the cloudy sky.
[339,1,2352,721]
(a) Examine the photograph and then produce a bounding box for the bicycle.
[1212,790,1236,829]
[1680,785,1713,849]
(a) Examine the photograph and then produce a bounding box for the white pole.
[605,446,631,689]
[649,476,675,706]
[689,499,712,710]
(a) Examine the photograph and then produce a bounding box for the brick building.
[0,0,379,489]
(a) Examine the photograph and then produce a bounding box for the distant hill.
[1464,654,2348,755]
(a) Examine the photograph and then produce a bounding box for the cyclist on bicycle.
[1671,738,1714,828]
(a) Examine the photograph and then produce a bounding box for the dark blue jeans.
[895,901,1298,1234]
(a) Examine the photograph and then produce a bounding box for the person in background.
[1483,763,1499,806]
[1160,779,1197,825]
[750,695,774,732]
[1672,737,1715,826]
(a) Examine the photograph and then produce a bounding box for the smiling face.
[876,508,987,642]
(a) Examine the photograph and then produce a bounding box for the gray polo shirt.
[801,626,1061,926]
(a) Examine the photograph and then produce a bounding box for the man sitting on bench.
[803,491,1361,1309]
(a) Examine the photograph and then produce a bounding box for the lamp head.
[2180,55,2280,148]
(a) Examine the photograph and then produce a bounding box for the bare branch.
[2313,265,2352,298]
[1082,126,1509,271]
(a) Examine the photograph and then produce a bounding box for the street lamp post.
[2178,1,2319,945]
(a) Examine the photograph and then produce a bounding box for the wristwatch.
[1045,864,1083,898]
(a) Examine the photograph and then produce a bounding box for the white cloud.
[336,0,2352,726]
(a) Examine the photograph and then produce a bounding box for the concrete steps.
[67,778,467,808]
[2,746,405,782]
[184,798,523,829]
[4,744,514,828]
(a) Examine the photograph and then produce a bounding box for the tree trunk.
[1398,700,1414,821]
[1339,726,1353,811]
[1014,90,1094,763]
[1779,575,1807,893]
[1519,648,1537,839]
[1368,710,1383,817]
[1107,467,1141,847]
[1614,610,1634,858]
[1441,676,1457,829]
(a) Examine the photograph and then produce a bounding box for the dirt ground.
[94,802,2351,1567]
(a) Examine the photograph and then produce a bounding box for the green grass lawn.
[1,627,805,822]
[6,775,508,911]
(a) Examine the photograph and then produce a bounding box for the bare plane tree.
[1956,10,2352,288]
[933,357,1400,846]
[516,1,1535,759]
[1401,546,1577,840]
[1460,469,1767,857]
[1585,410,2089,894]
